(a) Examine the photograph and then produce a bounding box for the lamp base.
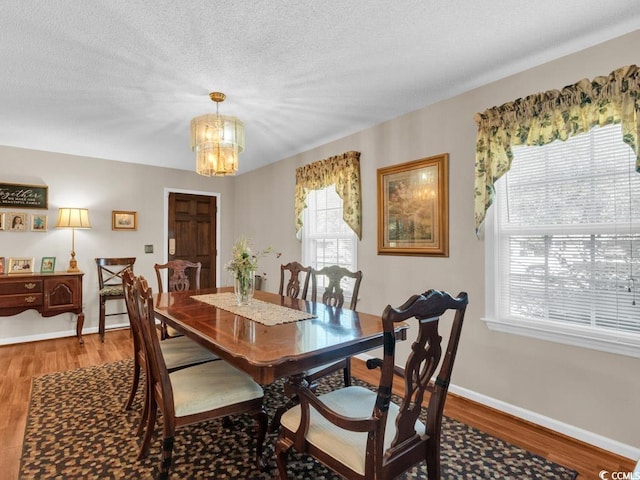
[67,254,80,273]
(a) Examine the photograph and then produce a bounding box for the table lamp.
[56,208,91,272]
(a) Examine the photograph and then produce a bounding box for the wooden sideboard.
[0,271,85,344]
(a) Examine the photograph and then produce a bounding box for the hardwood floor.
[0,329,634,479]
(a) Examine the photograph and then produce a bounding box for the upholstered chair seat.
[161,336,218,370]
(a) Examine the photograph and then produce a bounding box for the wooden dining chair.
[306,265,363,387]
[122,268,218,440]
[278,261,311,299]
[276,289,468,480]
[132,274,268,479]
[154,260,201,338]
[96,257,136,342]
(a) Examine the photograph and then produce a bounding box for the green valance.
[295,151,362,239]
[474,64,640,233]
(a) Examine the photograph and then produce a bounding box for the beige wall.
[0,148,237,341]
[234,30,640,453]
[0,30,638,456]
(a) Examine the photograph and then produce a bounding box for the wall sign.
[0,183,48,209]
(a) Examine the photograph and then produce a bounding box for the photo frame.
[377,153,449,257]
[8,257,35,274]
[0,183,48,209]
[7,212,28,232]
[0,212,4,231]
[31,214,48,232]
[112,210,137,231]
[0,257,5,274]
[40,256,56,273]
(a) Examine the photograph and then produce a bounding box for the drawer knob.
[24,283,37,290]
[25,296,37,303]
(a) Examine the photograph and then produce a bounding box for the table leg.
[76,312,85,344]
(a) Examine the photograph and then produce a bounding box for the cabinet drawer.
[0,280,43,295]
[0,293,43,308]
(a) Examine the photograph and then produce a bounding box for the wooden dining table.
[153,287,408,385]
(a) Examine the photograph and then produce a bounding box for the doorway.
[166,191,218,288]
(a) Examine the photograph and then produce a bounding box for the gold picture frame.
[7,212,28,232]
[8,256,35,274]
[112,211,137,231]
[377,153,449,257]
[31,213,48,232]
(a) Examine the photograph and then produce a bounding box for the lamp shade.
[56,208,91,229]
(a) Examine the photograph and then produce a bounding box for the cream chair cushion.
[170,361,263,418]
[160,335,218,370]
[280,385,425,476]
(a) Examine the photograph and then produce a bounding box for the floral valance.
[474,64,640,233]
[295,151,362,239]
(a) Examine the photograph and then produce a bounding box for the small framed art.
[0,212,5,231]
[31,214,48,232]
[8,257,35,274]
[8,212,28,232]
[377,153,449,257]
[112,211,137,231]
[40,257,56,273]
[0,257,5,274]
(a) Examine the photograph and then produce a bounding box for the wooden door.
[168,193,217,288]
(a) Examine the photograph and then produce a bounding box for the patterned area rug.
[20,359,577,479]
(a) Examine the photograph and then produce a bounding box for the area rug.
[20,360,577,479]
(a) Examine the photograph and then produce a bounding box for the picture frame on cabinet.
[0,212,4,230]
[31,214,48,232]
[0,257,5,274]
[8,212,27,232]
[8,257,35,274]
[40,257,56,273]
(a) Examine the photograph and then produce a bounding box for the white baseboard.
[354,354,639,460]
[0,322,130,346]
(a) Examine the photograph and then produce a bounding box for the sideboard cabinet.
[0,271,85,343]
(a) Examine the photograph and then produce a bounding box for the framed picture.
[8,257,35,274]
[0,212,4,230]
[31,214,48,232]
[377,153,449,257]
[0,257,5,274]
[7,212,28,232]
[0,183,48,209]
[40,257,56,273]
[112,211,137,231]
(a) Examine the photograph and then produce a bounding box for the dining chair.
[95,257,136,342]
[276,289,468,480]
[154,259,202,338]
[306,265,363,387]
[122,268,219,439]
[278,261,311,300]
[132,274,268,479]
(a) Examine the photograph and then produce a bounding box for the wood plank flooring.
[0,329,635,479]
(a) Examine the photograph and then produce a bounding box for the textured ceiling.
[0,1,638,174]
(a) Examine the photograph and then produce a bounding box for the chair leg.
[275,435,293,480]
[138,396,156,460]
[343,357,352,387]
[425,433,441,480]
[252,408,269,471]
[158,435,174,480]
[136,372,151,437]
[124,362,140,410]
[99,298,106,342]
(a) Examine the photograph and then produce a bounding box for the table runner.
[191,292,316,326]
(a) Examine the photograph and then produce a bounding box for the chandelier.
[190,92,244,176]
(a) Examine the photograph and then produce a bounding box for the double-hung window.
[485,123,640,357]
[302,185,358,295]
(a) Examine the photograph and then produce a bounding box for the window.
[485,123,640,357]
[302,185,358,294]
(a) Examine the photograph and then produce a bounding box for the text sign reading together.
[0,183,48,209]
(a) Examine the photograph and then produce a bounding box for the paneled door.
[168,193,217,288]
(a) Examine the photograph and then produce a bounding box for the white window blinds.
[487,123,640,355]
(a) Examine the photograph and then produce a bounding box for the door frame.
[163,188,221,287]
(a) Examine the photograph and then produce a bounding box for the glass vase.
[234,269,255,306]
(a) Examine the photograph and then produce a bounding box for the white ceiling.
[1,1,638,174]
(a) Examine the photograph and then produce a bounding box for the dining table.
[153,286,409,385]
